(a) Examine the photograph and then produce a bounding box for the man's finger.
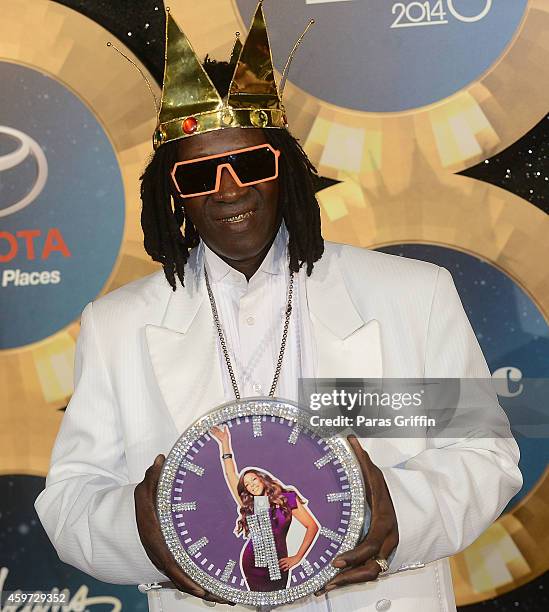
[348,435,382,478]
[164,559,234,604]
[325,559,381,591]
[346,435,377,507]
[376,534,399,569]
[332,531,383,568]
[145,455,165,476]
[202,590,235,606]
[143,455,166,498]
[164,559,206,597]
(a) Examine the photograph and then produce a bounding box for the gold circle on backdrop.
[316,172,549,605]
[0,0,160,476]
[170,0,549,185]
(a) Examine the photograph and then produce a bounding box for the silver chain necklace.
[204,264,294,400]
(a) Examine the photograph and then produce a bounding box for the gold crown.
[149,1,313,149]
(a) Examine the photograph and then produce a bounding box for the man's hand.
[315,435,399,595]
[135,454,234,606]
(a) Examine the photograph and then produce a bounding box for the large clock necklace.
[156,264,366,607]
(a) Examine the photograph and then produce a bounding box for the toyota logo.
[0,126,48,218]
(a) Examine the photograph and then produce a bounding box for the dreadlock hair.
[140,57,324,291]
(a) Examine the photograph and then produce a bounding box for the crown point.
[182,117,198,134]
[106,41,112,47]
[166,6,171,12]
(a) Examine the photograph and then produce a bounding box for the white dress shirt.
[202,221,315,404]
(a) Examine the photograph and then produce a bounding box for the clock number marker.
[320,526,343,543]
[181,459,204,476]
[252,415,263,437]
[220,560,236,582]
[187,536,208,556]
[301,558,314,576]
[172,501,197,512]
[288,423,300,445]
[314,452,335,469]
[326,491,352,503]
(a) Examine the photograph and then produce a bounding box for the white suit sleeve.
[34,301,167,584]
[380,266,523,572]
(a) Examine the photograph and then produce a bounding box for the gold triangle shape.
[228,2,281,110]
[158,11,223,126]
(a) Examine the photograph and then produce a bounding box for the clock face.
[157,398,365,607]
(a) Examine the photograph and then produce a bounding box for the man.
[35,5,521,612]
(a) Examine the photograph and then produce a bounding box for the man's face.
[175,128,280,264]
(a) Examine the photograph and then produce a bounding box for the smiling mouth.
[219,209,256,224]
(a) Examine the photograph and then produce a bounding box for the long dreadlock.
[140,58,324,291]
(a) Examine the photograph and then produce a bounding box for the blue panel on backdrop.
[236,0,528,112]
[0,475,147,611]
[0,62,124,350]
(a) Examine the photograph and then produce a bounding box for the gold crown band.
[154,108,287,150]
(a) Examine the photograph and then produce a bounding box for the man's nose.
[212,166,248,202]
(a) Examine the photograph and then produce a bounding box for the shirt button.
[375,599,391,611]
[253,383,263,394]
[246,316,255,326]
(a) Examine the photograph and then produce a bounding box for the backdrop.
[1,0,548,610]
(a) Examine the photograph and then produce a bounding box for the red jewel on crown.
[182,117,198,134]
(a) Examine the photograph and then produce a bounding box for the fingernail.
[154,454,164,465]
[332,558,347,568]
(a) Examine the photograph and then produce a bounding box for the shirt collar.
[202,221,289,284]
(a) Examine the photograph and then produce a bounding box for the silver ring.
[374,557,389,574]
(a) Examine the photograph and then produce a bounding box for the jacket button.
[376,599,391,611]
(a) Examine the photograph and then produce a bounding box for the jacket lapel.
[145,243,383,435]
[306,245,383,379]
[145,248,225,435]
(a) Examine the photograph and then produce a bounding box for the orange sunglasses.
[171,143,281,199]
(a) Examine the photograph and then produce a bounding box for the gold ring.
[374,557,389,574]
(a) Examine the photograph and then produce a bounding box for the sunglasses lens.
[226,147,277,184]
[173,146,278,197]
[173,158,218,196]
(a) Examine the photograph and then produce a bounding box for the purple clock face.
[157,400,365,606]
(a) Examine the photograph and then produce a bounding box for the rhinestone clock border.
[156,398,366,607]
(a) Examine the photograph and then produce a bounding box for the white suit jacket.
[35,241,522,612]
